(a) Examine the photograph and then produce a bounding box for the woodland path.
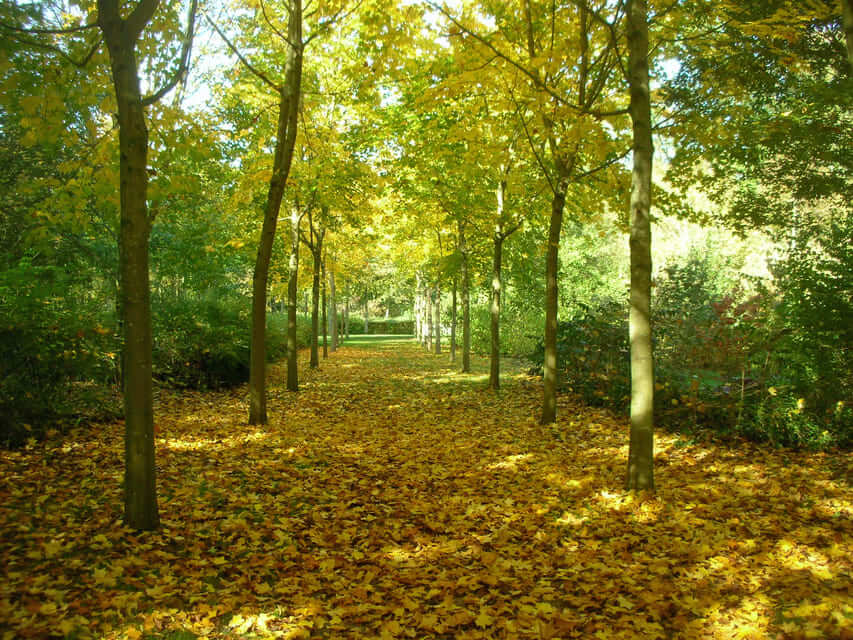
[1,337,851,639]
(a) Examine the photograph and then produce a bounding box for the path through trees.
[1,338,850,638]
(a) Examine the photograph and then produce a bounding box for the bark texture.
[844,0,853,69]
[450,276,457,363]
[98,0,159,531]
[426,290,433,352]
[329,263,337,353]
[540,184,566,425]
[286,207,300,392]
[248,0,303,424]
[302,210,324,369]
[310,248,321,367]
[434,283,441,354]
[625,0,655,491]
[460,224,471,373]
[489,233,504,390]
[322,259,328,358]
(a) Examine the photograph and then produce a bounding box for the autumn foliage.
[2,340,851,639]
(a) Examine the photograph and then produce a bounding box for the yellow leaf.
[475,610,494,628]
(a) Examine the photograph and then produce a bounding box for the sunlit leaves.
[1,341,851,638]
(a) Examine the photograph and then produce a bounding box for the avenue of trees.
[1,0,850,529]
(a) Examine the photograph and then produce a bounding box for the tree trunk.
[363,298,369,334]
[414,285,422,342]
[626,0,655,491]
[322,259,328,358]
[460,225,471,373]
[490,233,504,390]
[329,262,337,352]
[420,285,428,346]
[426,289,433,351]
[844,0,853,69]
[286,207,300,392]
[99,2,158,531]
[434,283,441,354]
[344,294,350,339]
[248,0,303,425]
[540,185,567,425]
[309,248,320,368]
[451,275,457,363]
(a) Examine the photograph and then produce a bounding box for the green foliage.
[0,257,119,446]
[348,315,413,335]
[767,216,853,413]
[529,302,630,409]
[469,305,542,359]
[151,295,309,389]
[528,247,851,451]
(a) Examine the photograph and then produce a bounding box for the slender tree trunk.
[626,0,655,491]
[344,294,350,339]
[434,282,441,354]
[414,285,422,342]
[490,233,504,390]
[329,262,337,352]
[248,0,303,425]
[426,289,433,352]
[540,184,567,425]
[309,249,320,368]
[99,4,157,531]
[844,0,853,69]
[363,298,369,334]
[420,285,427,346]
[451,275,457,363]
[460,225,471,373]
[322,259,328,358]
[286,208,300,392]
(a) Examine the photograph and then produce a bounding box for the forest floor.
[1,337,851,640]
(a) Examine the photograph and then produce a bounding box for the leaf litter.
[1,339,851,639]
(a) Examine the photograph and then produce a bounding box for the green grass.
[340,334,415,348]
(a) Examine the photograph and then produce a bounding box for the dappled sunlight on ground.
[1,339,851,639]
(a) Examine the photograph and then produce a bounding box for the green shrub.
[469,304,542,359]
[527,249,850,451]
[152,295,311,389]
[0,258,119,446]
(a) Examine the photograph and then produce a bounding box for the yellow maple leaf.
[475,610,494,628]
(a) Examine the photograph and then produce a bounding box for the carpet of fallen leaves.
[1,337,852,640]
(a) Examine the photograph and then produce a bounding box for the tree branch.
[203,10,282,92]
[126,0,161,40]
[0,20,99,35]
[142,0,199,106]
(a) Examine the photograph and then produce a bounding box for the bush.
[347,315,412,335]
[469,304,542,359]
[0,258,119,446]
[527,249,851,451]
[152,295,311,390]
[529,301,630,409]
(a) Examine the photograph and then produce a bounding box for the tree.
[286,196,306,391]
[488,139,523,390]
[329,251,338,352]
[625,0,655,491]
[436,0,630,423]
[301,205,326,368]
[100,0,197,531]
[2,0,199,529]
[222,0,304,424]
